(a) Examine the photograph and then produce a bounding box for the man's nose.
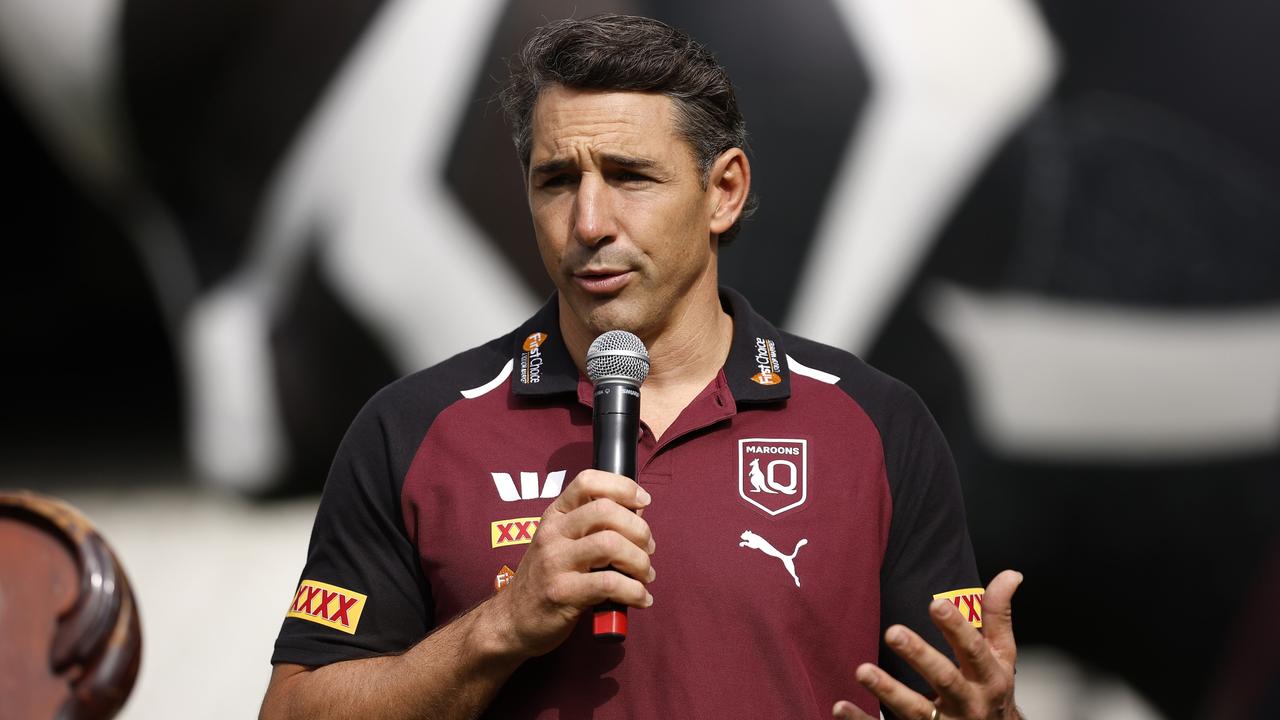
[571,175,616,247]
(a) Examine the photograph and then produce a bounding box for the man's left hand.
[833,570,1024,720]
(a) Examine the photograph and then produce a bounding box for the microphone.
[585,330,650,642]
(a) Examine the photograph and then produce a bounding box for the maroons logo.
[738,438,808,516]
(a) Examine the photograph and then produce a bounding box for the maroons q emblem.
[738,438,808,516]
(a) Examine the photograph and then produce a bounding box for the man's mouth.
[572,268,633,295]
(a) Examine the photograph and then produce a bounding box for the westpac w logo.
[490,470,567,502]
[738,439,807,516]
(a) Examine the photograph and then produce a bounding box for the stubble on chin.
[564,289,653,341]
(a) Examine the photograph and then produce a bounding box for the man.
[262,14,1022,720]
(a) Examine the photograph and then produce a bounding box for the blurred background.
[2,0,1278,717]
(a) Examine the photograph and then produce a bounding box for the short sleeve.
[271,394,434,666]
[877,386,981,699]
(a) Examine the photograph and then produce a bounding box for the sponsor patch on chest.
[738,438,808,516]
[492,517,540,547]
[495,565,516,592]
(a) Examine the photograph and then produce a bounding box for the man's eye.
[539,175,574,188]
[616,171,650,183]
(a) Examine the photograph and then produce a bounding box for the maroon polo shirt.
[273,288,981,719]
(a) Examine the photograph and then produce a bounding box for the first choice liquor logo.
[933,587,984,628]
[287,580,367,634]
[495,565,516,592]
[520,332,548,385]
[751,337,783,385]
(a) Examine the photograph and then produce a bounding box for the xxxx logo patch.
[933,587,984,628]
[492,517,540,547]
[287,580,367,634]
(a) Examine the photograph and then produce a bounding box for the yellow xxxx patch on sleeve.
[932,587,985,628]
[287,579,367,635]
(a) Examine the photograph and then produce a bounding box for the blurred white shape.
[927,282,1280,460]
[1016,647,1166,720]
[788,0,1058,354]
[237,0,533,368]
[185,286,286,491]
[0,0,123,187]
[189,0,536,490]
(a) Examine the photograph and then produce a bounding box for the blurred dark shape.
[867,3,1280,716]
[120,0,385,287]
[269,250,399,497]
[0,491,142,719]
[1205,535,1280,719]
[0,80,182,478]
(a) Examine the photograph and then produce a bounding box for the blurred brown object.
[0,492,142,719]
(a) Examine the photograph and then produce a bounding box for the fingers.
[881,623,982,713]
[558,496,655,554]
[854,662,939,720]
[547,567,653,610]
[551,469,651,514]
[532,471,657,599]
[562,529,654,582]
[980,569,1023,666]
[831,700,876,719]
[846,574,1024,720]
[927,597,1003,689]
[547,470,655,576]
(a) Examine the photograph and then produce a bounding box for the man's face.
[526,86,719,341]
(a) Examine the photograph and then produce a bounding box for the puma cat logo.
[739,530,808,587]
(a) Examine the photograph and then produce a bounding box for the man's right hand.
[485,469,656,659]
[261,470,655,720]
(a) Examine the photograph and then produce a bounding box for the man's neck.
[561,282,733,440]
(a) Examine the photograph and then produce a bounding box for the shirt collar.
[509,288,791,404]
[510,295,580,397]
[719,286,792,404]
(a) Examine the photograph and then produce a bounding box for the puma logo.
[739,530,808,587]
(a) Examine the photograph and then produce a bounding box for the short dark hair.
[500,13,756,243]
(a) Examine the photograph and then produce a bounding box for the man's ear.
[707,148,751,236]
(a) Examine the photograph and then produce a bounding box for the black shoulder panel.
[782,332,980,699]
[271,333,513,666]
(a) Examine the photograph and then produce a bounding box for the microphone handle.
[591,381,640,642]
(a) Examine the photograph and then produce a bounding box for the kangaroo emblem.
[747,459,776,494]
[739,530,808,587]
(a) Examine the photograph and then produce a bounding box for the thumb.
[982,569,1023,667]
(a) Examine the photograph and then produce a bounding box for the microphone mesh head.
[586,331,650,385]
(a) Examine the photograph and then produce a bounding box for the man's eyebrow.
[530,154,659,176]
[530,158,574,176]
[601,154,657,171]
